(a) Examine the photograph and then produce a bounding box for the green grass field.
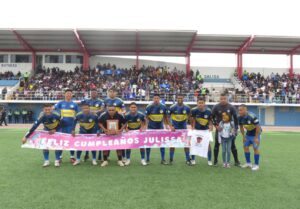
[0,129,300,209]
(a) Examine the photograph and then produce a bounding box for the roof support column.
[186,54,191,78]
[136,54,139,70]
[289,54,294,78]
[32,51,36,71]
[83,52,89,71]
[237,53,243,79]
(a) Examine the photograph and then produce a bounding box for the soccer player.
[82,89,105,162]
[168,94,190,165]
[145,93,174,165]
[125,102,147,166]
[211,93,240,166]
[54,89,79,163]
[238,104,262,171]
[104,87,126,114]
[72,102,99,166]
[190,97,213,166]
[98,105,127,167]
[22,104,61,167]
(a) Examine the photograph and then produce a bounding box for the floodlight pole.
[237,36,255,79]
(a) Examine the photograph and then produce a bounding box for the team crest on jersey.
[89,119,93,122]
[204,115,208,118]
[227,110,230,113]
[113,103,117,106]
[160,110,163,113]
[137,118,140,122]
[53,119,56,122]
[248,120,251,124]
[95,104,99,107]
[183,110,186,114]
[70,105,74,108]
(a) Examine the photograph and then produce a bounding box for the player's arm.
[231,106,239,131]
[117,115,127,134]
[22,116,43,144]
[253,117,261,145]
[164,108,175,131]
[71,116,78,137]
[239,125,246,142]
[211,105,218,127]
[208,118,213,132]
[98,116,108,135]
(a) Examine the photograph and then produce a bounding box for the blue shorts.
[244,135,261,149]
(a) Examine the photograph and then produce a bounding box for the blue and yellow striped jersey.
[25,111,61,138]
[169,104,191,129]
[82,99,104,115]
[54,101,79,127]
[104,97,125,113]
[73,112,98,134]
[125,111,145,130]
[191,107,212,130]
[238,112,261,136]
[145,103,168,129]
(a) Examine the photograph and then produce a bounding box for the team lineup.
[22,88,262,171]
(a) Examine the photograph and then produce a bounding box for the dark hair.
[222,112,231,120]
[130,102,137,107]
[153,93,160,97]
[239,104,247,108]
[80,101,90,107]
[43,104,52,108]
[107,105,116,108]
[197,96,205,102]
[177,94,184,98]
[220,93,227,97]
[64,89,72,93]
[108,87,116,92]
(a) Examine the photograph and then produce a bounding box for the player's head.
[43,104,53,115]
[129,102,138,114]
[80,102,90,114]
[107,105,116,116]
[222,112,231,122]
[108,87,116,98]
[220,93,228,106]
[177,94,184,105]
[91,89,98,99]
[64,89,73,101]
[197,97,206,109]
[239,104,248,116]
[153,93,160,104]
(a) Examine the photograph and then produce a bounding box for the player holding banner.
[168,94,191,165]
[190,97,213,166]
[54,89,79,163]
[22,104,61,167]
[125,102,147,166]
[71,102,99,166]
[81,89,105,162]
[145,93,174,165]
[238,104,262,171]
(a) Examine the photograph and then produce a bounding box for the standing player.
[145,93,174,165]
[54,89,79,163]
[125,102,147,166]
[82,89,105,162]
[168,94,191,165]
[238,104,262,171]
[104,87,126,114]
[22,104,61,167]
[190,97,213,166]
[211,93,240,166]
[72,102,99,166]
[98,105,127,167]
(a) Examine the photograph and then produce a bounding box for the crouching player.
[125,102,146,166]
[72,102,99,166]
[190,97,213,166]
[98,105,127,167]
[22,104,61,167]
[168,94,191,165]
[238,104,262,171]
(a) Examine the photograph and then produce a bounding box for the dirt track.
[1,124,299,132]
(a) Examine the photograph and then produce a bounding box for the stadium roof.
[1,29,300,56]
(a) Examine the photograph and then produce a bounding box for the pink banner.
[22,130,190,151]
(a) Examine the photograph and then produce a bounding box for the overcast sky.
[1,0,300,67]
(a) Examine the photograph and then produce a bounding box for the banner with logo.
[22,130,213,158]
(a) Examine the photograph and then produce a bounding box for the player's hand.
[22,137,27,144]
[71,131,76,137]
[49,129,56,135]
[170,126,175,132]
[97,133,100,137]
[243,137,246,143]
[254,138,259,145]
[126,128,129,132]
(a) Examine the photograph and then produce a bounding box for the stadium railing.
[2,90,300,104]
